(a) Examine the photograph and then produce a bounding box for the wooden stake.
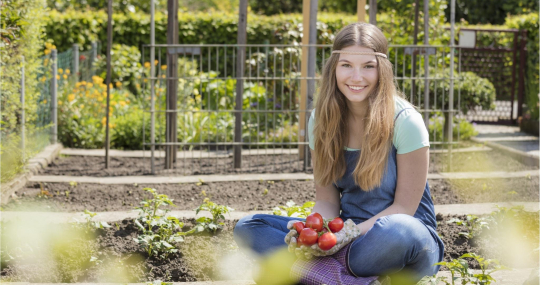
[357,0,366,22]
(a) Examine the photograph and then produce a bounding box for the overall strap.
[394,107,413,124]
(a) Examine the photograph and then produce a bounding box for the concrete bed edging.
[1,143,63,205]
[1,202,537,224]
[471,137,539,167]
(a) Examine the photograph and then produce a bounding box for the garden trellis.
[141,0,466,174]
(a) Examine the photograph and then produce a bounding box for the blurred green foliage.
[1,0,49,183]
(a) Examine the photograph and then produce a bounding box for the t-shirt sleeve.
[393,110,430,154]
[308,109,316,150]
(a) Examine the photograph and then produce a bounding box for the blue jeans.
[233,213,443,281]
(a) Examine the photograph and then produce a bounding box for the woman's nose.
[351,68,363,82]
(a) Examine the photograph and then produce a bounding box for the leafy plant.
[272,200,315,218]
[133,188,191,258]
[447,214,490,239]
[75,209,111,233]
[194,198,234,233]
[435,253,508,285]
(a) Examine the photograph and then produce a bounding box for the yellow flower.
[97,97,103,102]
[144,62,151,68]
[161,75,166,78]
[143,79,148,83]
[52,45,56,49]
[81,81,87,86]
[111,101,117,106]
[44,58,49,65]
[56,75,60,80]
[119,101,126,106]
[80,104,84,109]
[63,74,67,80]
[41,77,46,82]
[75,82,81,88]
[109,84,113,89]
[154,60,158,65]
[161,65,167,70]
[58,101,62,105]
[58,68,63,74]
[43,99,47,104]
[115,81,122,87]
[68,94,75,101]
[65,69,70,75]
[87,83,93,88]
[44,49,51,55]
[102,117,107,125]
[135,83,141,89]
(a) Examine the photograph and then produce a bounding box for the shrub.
[93,44,143,96]
[428,113,479,141]
[1,0,48,183]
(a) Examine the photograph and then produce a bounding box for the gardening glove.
[285,219,362,260]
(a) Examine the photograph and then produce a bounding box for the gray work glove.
[284,219,362,260]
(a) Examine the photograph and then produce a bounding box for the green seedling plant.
[272,200,315,218]
[447,215,489,239]
[461,253,509,285]
[435,256,473,285]
[134,188,192,258]
[194,198,234,233]
[435,253,507,285]
[74,209,111,233]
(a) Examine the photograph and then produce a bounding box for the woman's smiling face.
[335,45,379,104]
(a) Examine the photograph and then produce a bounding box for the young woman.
[234,22,444,285]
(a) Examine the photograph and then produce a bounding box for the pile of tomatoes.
[292,213,344,251]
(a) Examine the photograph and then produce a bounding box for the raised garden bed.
[2,177,539,212]
[1,213,537,283]
[40,146,538,177]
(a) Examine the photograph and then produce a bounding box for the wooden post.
[423,0,430,126]
[234,0,248,168]
[357,0,366,22]
[411,0,420,103]
[299,0,317,161]
[105,0,112,168]
[369,0,377,25]
[165,0,179,169]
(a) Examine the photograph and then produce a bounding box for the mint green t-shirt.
[308,96,430,154]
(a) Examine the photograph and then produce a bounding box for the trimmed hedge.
[44,9,450,53]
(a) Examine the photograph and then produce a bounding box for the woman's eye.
[364,65,375,69]
[342,64,351,68]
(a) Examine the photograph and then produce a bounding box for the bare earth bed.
[40,147,537,177]
[1,214,537,283]
[3,176,538,212]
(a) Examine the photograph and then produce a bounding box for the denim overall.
[234,109,445,282]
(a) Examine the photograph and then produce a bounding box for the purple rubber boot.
[290,244,385,285]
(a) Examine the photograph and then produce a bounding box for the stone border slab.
[2,202,537,224]
[0,268,534,285]
[61,148,300,158]
[28,169,538,185]
[61,146,491,158]
[471,137,539,167]
[1,144,63,205]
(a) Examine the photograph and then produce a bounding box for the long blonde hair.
[313,23,399,191]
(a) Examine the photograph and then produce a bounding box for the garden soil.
[4,177,538,212]
[1,215,537,282]
[41,148,538,177]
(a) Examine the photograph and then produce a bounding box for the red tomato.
[298,228,318,246]
[318,232,337,250]
[293,222,305,233]
[305,213,324,232]
[328,217,344,233]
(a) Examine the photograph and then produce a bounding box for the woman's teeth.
[348,85,365,91]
